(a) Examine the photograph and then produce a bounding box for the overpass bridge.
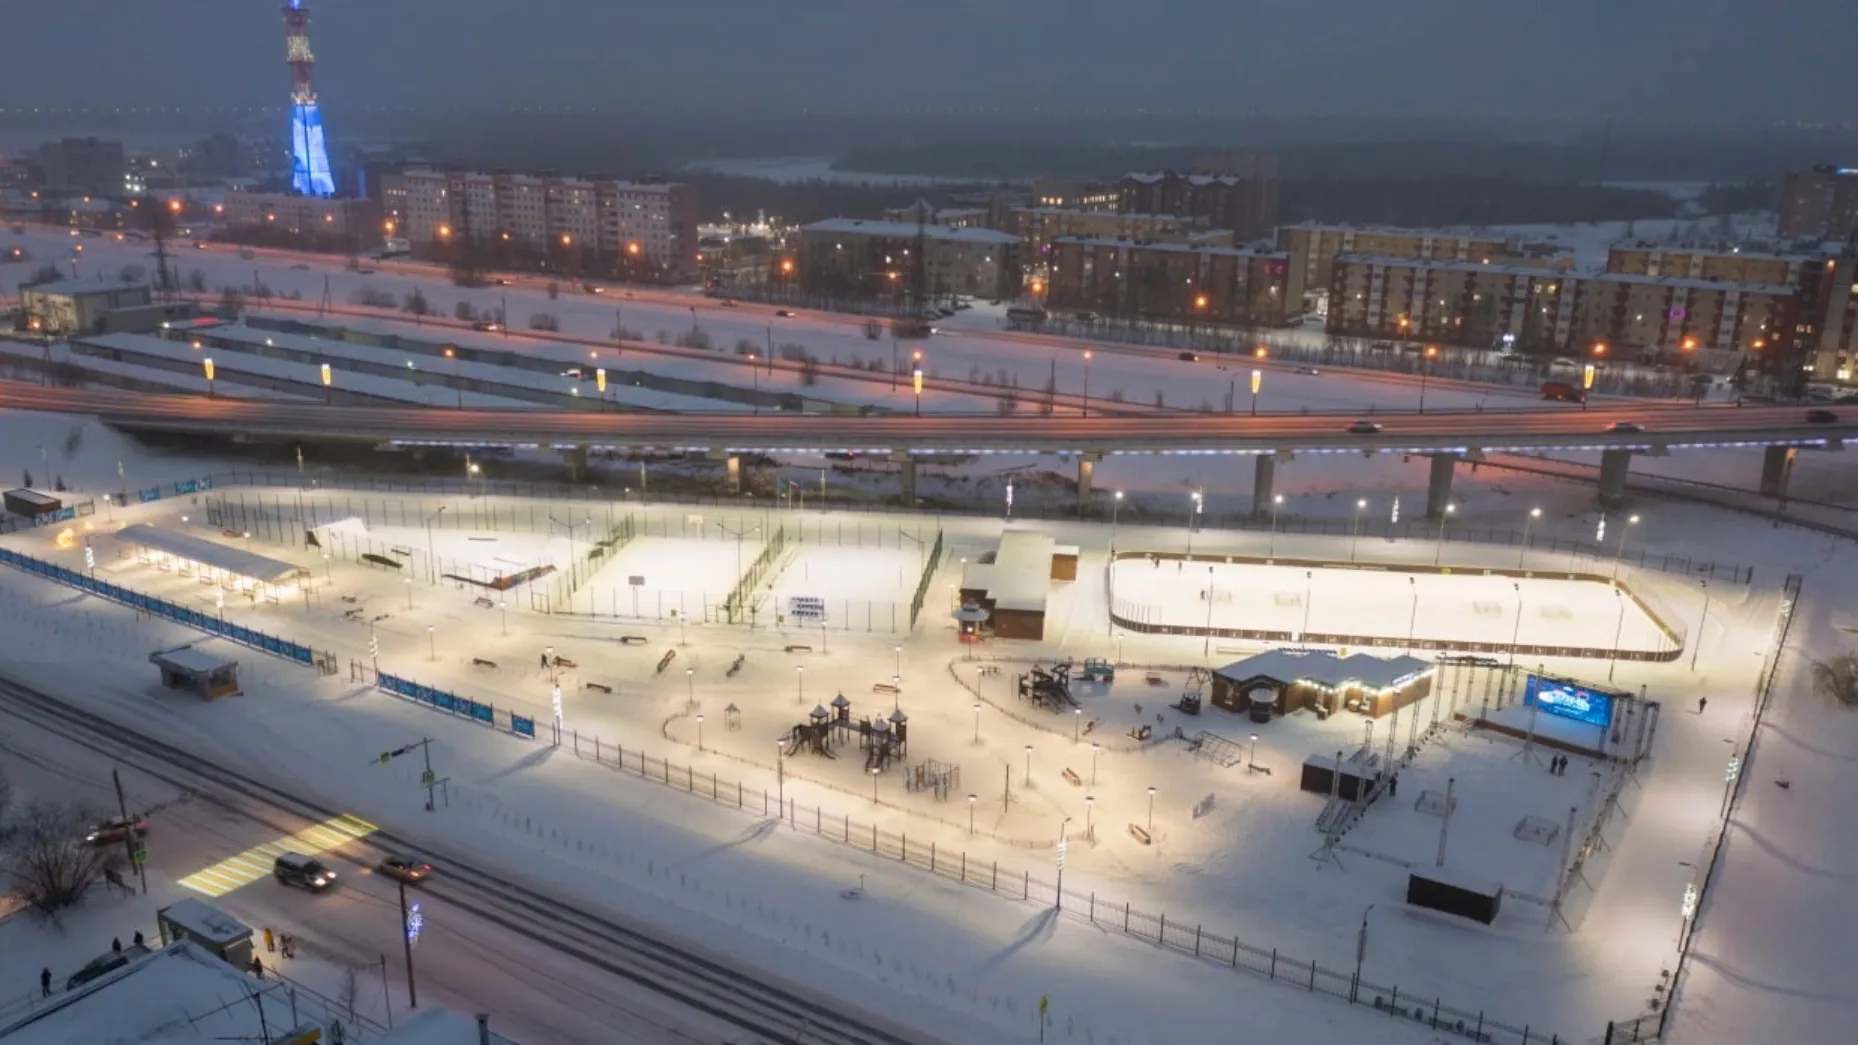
[0,380,1845,515]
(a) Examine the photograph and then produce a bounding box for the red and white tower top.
[283,1,316,106]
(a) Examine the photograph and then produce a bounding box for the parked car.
[1178,351,1199,362]
[290,263,309,271]
[1805,409,1839,424]
[471,321,501,332]
[1607,421,1644,433]
[1540,381,1586,404]
[274,852,336,891]
[1296,366,1320,375]
[1347,421,1383,434]
[376,854,433,883]
[85,816,148,845]
[774,309,795,317]
[494,278,512,286]
[582,283,604,295]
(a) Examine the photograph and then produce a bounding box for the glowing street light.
[1433,503,1456,565]
[1351,498,1368,562]
[1519,506,1542,568]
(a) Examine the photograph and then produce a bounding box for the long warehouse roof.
[113,524,305,583]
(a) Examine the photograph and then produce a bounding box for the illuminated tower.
[283,1,336,197]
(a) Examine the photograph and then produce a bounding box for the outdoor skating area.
[1109,556,1680,657]
[0,474,1789,1045]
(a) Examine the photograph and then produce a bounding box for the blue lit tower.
[283,1,335,197]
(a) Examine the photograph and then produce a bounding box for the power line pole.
[112,766,147,895]
[398,877,419,1009]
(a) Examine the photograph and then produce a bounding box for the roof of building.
[1013,208,1199,222]
[961,531,1058,613]
[112,524,305,584]
[1214,649,1433,690]
[1606,242,1825,265]
[1331,253,1798,295]
[1121,172,1247,186]
[800,218,1020,245]
[1279,221,1516,241]
[150,644,238,676]
[0,942,284,1044]
[20,277,151,297]
[1052,235,1287,260]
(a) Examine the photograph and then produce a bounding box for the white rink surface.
[1110,559,1675,652]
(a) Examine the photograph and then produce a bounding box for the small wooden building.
[156,898,255,968]
[958,531,1078,641]
[3,488,62,519]
[1212,649,1433,720]
[150,645,242,699]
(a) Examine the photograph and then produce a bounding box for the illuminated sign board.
[1523,675,1614,728]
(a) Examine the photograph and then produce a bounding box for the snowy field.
[575,534,762,623]
[763,544,923,621]
[1109,559,1677,655]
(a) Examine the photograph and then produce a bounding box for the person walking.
[132,931,144,948]
[40,968,51,997]
[111,938,122,954]
[1698,696,1708,715]
[263,927,275,953]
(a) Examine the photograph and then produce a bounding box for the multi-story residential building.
[378,167,699,281]
[1326,254,1795,357]
[1007,210,1231,268]
[1275,223,1575,315]
[1030,178,1118,212]
[882,201,993,229]
[1778,166,1858,241]
[1790,253,1858,386]
[797,218,1022,302]
[1046,236,1296,328]
[34,138,127,196]
[222,189,381,249]
[1116,154,1279,241]
[1606,244,1823,286]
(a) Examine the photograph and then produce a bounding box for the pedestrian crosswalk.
[178,813,377,898]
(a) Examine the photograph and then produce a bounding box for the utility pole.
[398,877,419,1008]
[112,766,147,895]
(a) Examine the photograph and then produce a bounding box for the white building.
[380,167,699,279]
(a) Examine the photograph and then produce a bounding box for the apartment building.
[1046,236,1296,328]
[1326,254,1794,357]
[1778,166,1858,241]
[1792,254,1858,385]
[882,200,993,228]
[223,188,380,246]
[1008,209,1232,267]
[378,167,699,280]
[797,218,1023,301]
[1275,223,1574,315]
[1116,155,1278,242]
[1030,178,1118,212]
[1606,244,1821,286]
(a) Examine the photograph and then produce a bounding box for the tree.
[546,282,560,301]
[0,800,113,913]
[404,288,430,316]
[453,301,476,322]
[217,287,246,316]
[185,269,208,293]
[30,264,62,285]
[528,312,560,332]
[53,475,66,492]
[1812,653,1858,709]
[21,470,31,488]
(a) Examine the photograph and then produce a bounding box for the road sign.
[1725,756,1741,782]
[131,845,148,866]
[420,769,436,787]
[1055,839,1067,871]
[629,576,645,586]
[369,634,379,658]
[1038,995,1049,1017]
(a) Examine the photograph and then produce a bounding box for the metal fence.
[198,470,1757,586]
[543,724,1574,1045]
[906,528,944,630]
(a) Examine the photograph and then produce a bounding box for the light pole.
[1691,579,1710,671]
[685,666,694,707]
[545,645,556,684]
[1353,904,1375,1002]
[775,739,786,813]
[423,506,448,583]
[1248,733,1258,772]
[973,701,982,744]
[1268,494,1284,557]
[1301,569,1313,636]
[1112,490,1124,547]
[1082,350,1092,418]
[1187,490,1203,555]
[716,521,759,586]
[967,793,977,835]
[1024,744,1033,786]
[1520,506,1542,569]
[894,644,902,687]
[1090,742,1101,786]
[1351,498,1367,562]
[426,624,435,662]
[1433,502,1455,565]
[498,599,507,636]
[1055,817,1072,909]
[1084,795,1095,841]
[1072,706,1082,741]
[403,574,412,610]
[1202,564,1215,656]
[1418,346,1437,412]
[870,766,881,804]
[796,665,804,705]
[1405,576,1419,654]
[322,551,331,580]
[1610,513,1641,583]
[1146,786,1156,831]
[696,713,705,752]
[551,514,592,569]
[1507,582,1524,668]
[1608,588,1627,681]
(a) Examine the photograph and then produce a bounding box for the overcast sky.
[2,0,1852,124]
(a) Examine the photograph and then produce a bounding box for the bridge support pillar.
[896,453,917,506]
[1076,453,1100,511]
[1759,445,1795,500]
[1425,453,1457,520]
[1598,449,1632,508]
[725,455,742,494]
[562,445,589,481]
[1251,455,1276,517]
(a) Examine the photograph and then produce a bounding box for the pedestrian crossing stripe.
[178,814,378,898]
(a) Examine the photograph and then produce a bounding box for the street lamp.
[424,505,448,582]
[1073,706,1082,741]
[1351,498,1368,562]
[1146,786,1156,831]
[1112,490,1124,546]
[1084,795,1095,841]
[1691,578,1710,671]
[870,766,881,804]
[1090,742,1101,786]
[1419,345,1438,412]
[403,574,412,610]
[795,665,804,705]
[1268,494,1284,557]
[967,793,977,836]
[1610,513,1641,583]
[1024,744,1033,785]
[685,666,694,707]
[1248,734,1258,772]
[426,624,435,662]
[1082,350,1092,418]
[696,713,705,752]
[1405,576,1419,654]
[1187,490,1203,555]
[1433,502,1456,565]
[973,701,982,744]
[1520,506,1542,569]
[775,739,786,813]
[1609,587,1627,681]
[1353,904,1376,1002]
[498,599,507,635]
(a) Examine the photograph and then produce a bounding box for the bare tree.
[404,288,430,316]
[0,800,112,913]
[338,962,361,1022]
[528,312,560,332]
[453,301,477,322]
[1812,653,1858,709]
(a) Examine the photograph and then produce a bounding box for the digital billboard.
[1523,675,1614,728]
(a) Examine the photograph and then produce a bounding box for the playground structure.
[1016,660,1078,712]
[904,758,961,801]
[1175,667,1212,716]
[1079,658,1115,682]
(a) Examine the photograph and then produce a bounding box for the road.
[0,378,1848,456]
[0,671,955,1045]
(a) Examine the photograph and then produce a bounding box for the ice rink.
[1110,559,1676,654]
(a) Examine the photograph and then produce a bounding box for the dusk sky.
[2,0,1853,123]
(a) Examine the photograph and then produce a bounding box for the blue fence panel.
[469,701,493,724]
[511,715,535,738]
[139,486,163,504]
